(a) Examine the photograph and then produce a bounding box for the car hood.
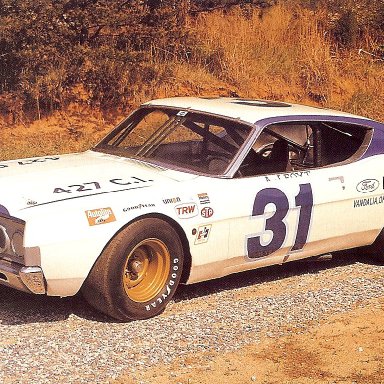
[0,150,196,216]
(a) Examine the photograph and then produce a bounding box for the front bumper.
[0,259,46,294]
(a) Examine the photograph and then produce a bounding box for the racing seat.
[268,139,291,172]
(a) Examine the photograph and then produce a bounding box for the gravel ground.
[0,254,383,384]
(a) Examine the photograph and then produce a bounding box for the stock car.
[0,97,384,320]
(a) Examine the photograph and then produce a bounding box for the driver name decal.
[265,170,310,182]
[86,207,116,226]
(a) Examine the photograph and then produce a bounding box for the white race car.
[1,97,383,320]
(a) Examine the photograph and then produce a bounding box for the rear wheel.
[82,218,184,321]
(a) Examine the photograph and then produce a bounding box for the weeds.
[0,2,383,160]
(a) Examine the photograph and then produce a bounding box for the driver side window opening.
[237,121,371,177]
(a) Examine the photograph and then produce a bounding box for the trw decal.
[175,203,198,219]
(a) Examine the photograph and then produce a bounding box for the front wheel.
[82,218,184,321]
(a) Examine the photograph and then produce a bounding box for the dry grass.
[188,6,331,100]
[1,4,383,161]
[0,107,116,160]
[187,5,383,118]
[335,54,384,121]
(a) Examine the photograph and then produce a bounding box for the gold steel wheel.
[82,218,184,320]
[122,238,171,302]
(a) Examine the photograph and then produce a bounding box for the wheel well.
[110,213,192,284]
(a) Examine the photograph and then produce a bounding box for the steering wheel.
[256,143,274,158]
[235,149,263,177]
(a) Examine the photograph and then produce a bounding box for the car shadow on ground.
[0,285,111,325]
[173,252,378,302]
[0,253,379,325]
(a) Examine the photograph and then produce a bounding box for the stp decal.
[175,203,198,219]
[85,207,116,226]
[201,207,214,218]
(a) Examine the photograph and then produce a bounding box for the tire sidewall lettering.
[143,249,181,312]
[83,217,184,321]
[109,219,183,319]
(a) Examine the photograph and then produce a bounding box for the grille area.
[0,226,7,250]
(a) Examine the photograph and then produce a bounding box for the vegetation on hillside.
[0,0,383,155]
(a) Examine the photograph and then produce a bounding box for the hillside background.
[0,0,383,160]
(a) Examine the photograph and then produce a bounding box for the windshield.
[95,106,253,175]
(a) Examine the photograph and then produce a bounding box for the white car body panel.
[186,157,384,283]
[144,97,366,125]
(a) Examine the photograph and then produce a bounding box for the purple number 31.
[247,183,313,259]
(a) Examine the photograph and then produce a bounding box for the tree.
[0,0,288,115]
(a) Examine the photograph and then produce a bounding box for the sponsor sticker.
[194,225,212,245]
[85,207,116,226]
[201,206,214,218]
[356,179,379,193]
[198,193,210,205]
[163,197,181,204]
[123,203,155,212]
[353,195,384,208]
[175,203,198,219]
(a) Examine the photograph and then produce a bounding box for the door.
[225,118,376,275]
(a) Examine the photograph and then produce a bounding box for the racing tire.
[82,218,184,321]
